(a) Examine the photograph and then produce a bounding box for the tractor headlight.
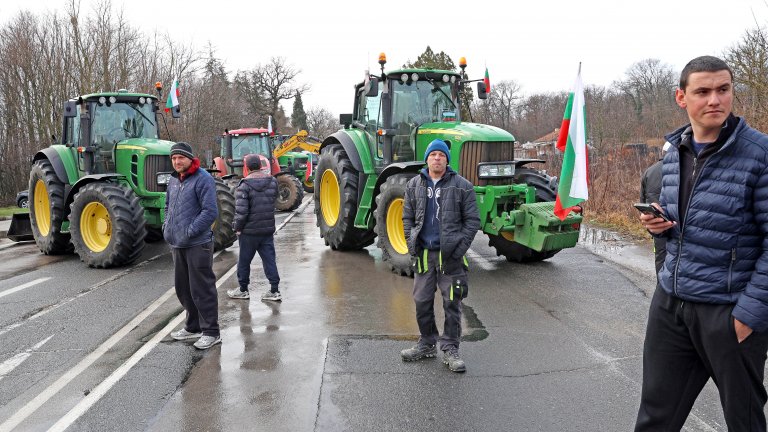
[400,73,408,83]
[477,162,516,179]
[442,74,450,83]
[156,172,172,186]
[139,97,146,104]
[411,73,419,82]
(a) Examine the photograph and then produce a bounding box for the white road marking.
[0,335,54,381]
[466,248,496,271]
[0,251,226,432]
[276,196,312,233]
[0,277,51,300]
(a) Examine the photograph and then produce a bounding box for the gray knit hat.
[170,142,194,159]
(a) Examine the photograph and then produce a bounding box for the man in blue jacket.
[637,56,768,430]
[164,142,221,350]
[227,154,282,301]
[400,139,480,373]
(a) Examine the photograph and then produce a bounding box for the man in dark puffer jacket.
[636,56,768,430]
[400,139,480,373]
[164,142,221,350]
[227,154,282,302]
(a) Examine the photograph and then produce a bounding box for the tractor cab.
[218,128,273,177]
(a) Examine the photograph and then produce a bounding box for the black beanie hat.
[170,142,194,160]
[245,154,261,171]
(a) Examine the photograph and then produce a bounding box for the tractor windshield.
[232,134,271,159]
[391,79,457,127]
[91,102,158,146]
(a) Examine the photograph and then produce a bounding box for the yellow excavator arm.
[272,130,321,159]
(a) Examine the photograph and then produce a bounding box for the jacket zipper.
[728,248,736,292]
[673,134,737,296]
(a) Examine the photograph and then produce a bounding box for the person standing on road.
[164,142,222,350]
[636,56,768,430]
[639,141,670,276]
[227,154,282,302]
[400,139,480,373]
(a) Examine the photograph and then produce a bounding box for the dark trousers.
[171,242,219,337]
[413,250,463,351]
[237,234,280,293]
[635,288,768,431]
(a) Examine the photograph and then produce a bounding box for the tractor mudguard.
[34,147,78,185]
[66,174,125,209]
[322,131,364,173]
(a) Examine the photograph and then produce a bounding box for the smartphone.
[634,203,671,222]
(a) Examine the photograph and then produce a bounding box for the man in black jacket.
[228,155,282,302]
[400,139,480,373]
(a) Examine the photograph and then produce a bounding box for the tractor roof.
[78,90,157,100]
[226,128,270,136]
[386,68,459,77]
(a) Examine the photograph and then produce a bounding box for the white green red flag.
[165,77,179,113]
[268,115,274,136]
[553,66,588,221]
[484,67,490,93]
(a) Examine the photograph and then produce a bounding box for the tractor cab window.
[91,101,158,148]
[232,135,270,160]
[391,78,457,161]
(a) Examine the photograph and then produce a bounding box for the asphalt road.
[0,201,739,431]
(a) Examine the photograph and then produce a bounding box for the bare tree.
[306,106,339,139]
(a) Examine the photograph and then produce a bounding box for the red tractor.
[212,128,303,211]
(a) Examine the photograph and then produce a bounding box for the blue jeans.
[237,234,280,293]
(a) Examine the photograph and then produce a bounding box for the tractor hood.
[115,137,176,156]
[416,121,515,143]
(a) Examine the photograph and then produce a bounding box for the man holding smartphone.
[636,56,768,430]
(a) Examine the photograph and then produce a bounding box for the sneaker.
[442,348,466,373]
[170,328,202,341]
[261,291,282,302]
[227,288,250,299]
[400,343,437,361]
[193,335,222,350]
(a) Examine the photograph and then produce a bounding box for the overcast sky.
[2,0,767,117]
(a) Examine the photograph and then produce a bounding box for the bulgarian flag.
[267,115,274,136]
[553,65,589,221]
[484,67,490,93]
[165,77,179,112]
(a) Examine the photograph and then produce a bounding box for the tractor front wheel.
[70,183,146,268]
[275,174,303,212]
[488,168,561,263]
[28,159,72,254]
[213,177,237,251]
[374,174,414,276]
[314,144,374,250]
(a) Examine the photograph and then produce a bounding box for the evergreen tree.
[404,46,473,121]
[291,91,308,131]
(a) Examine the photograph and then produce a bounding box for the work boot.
[442,347,466,372]
[400,343,437,361]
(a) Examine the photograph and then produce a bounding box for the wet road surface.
[0,203,740,431]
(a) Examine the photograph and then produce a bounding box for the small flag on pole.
[165,77,179,113]
[484,67,491,93]
[553,64,589,221]
[268,115,274,136]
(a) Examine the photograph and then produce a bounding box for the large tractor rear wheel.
[28,159,72,254]
[70,183,146,268]
[213,177,237,251]
[375,174,414,276]
[314,144,375,250]
[488,168,560,263]
[275,174,303,211]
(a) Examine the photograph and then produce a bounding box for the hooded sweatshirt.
[233,171,278,235]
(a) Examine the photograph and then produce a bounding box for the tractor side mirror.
[340,113,353,128]
[364,76,379,97]
[477,82,488,100]
[170,105,181,119]
[63,101,77,118]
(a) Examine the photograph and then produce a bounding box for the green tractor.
[212,128,304,211]
[314,55,582,276]
[20,88,236,268]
